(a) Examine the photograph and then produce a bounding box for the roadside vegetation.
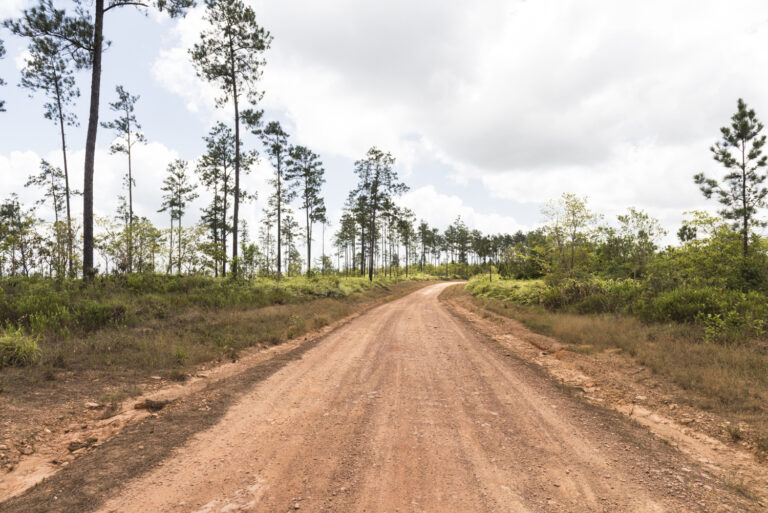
[0,275,432,391]
[465,278,768,417]
[457,99,768,449]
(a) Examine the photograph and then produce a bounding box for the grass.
[0,327,40,368]
[0,276,430,394]
[457,278,768,449]
[0,274,399,338]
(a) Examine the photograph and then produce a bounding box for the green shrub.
[0,327,40,368]
[465,275,768,341]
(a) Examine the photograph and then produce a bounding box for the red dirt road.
[95,283,750,513]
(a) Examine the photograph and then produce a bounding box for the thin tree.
[7,0,192,278]
[352,147,408,281]
[102,85,145,273]
[6,10,90,277]
[25,160,66,274]
[695,98,768,258]
[190,0,271,278]
[286,145,326,276]
[257,121,293,278]
[197,122,240,276]
[159,159,198,274]
[396,208,415,277]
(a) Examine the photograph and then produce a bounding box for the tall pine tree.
[190,0,271,278]
[286,145,326,276]
[257,121,293,278]
[102,85,145,273]
[159,159,198,274]
[351,147,408,280]
[7,7,90,277]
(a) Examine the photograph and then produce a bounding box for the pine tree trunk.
[55,78,74,278]
[127,123,134,273]
[230,41,240,278]
[168,215,173,274]
[222,165,228,277]
[277,155,282,279]
[306,206,311,277]
[83,0,104,279]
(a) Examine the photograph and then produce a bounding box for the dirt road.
[81,283,752,512]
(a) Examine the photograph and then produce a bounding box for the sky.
[2,0,768,252]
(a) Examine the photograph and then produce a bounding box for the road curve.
[97,283,742,513]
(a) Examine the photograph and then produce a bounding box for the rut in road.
[98,283,747,513]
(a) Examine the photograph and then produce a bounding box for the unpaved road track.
[31,283,755,511]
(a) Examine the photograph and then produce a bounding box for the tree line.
[2,2,768,288]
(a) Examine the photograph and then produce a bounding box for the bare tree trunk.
[305,202,311,277]
[83,0,105,279]
[55,78,74,278]
[277,159,282,279]
[127,119,133,273]
[230,42,240,278]
[222,165,228,277]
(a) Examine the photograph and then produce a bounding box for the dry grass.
[453,288,768,446]
[0,280,427,398]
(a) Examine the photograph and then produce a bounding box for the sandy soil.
[67,282,753,513]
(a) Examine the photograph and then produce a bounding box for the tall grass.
[0,327,40,368]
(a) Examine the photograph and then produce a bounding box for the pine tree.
[7,9,89,277]
[257,121,293,278]
[286,145,326,276]
[351,147,408,280]
[396,208,415,277]
[159,159,198,274]
[6,0,192,278]
[25,160,66,275]
[191,0,271,278]
[695,98,768,258]
[197,123,232,276]
[101,85,145,273]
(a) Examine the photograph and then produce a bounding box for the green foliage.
[0,327,40,368]
[0,274,415,338]
[694,98,768,257]
[467,274,768,345]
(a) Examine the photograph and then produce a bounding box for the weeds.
[724,424,744,442]
[0,327,40,368]
[724,473,759,501]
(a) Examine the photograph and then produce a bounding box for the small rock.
[85,401,102,409]
[634,395,647,402]
[150,376,162,380]
[0,444,8,450]
[294,503,300,510]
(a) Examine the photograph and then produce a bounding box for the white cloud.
[0,0,29,19]
[149,0,768,236]
[399,185,524,235]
